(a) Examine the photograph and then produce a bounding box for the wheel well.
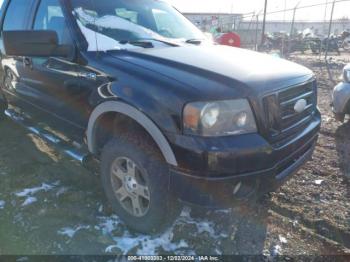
[94,112,164,159]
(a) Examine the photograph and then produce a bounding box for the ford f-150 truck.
[0,0,321,234]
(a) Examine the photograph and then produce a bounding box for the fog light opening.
[233,182,242,195]
[232,181,258,200]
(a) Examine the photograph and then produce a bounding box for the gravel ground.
[0,53,349,257]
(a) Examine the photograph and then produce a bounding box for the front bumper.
[167,113,320,208]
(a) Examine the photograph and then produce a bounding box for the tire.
[100,136,181,234]
[334,113,345,122]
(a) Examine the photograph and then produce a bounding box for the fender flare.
[87,101,178,166]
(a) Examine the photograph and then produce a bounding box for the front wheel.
[100,136,181,234]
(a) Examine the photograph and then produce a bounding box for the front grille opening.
[264,80,317,145]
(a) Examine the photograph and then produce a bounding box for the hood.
[125,45,313,90]
[105,45,314,101]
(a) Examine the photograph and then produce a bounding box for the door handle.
[23,57,32,67]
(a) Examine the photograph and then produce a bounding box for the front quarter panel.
[86,52,201,135]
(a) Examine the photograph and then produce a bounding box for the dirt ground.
[0,53,350,257]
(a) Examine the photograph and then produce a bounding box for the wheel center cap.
[124,175,137,192]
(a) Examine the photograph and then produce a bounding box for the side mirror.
[3,30,73,58]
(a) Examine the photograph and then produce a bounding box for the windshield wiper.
[119,40,154,48]
[119,38,179,48]
[185,39,205,45]
[138,38,180,47]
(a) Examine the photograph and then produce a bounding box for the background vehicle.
[332,63,350,122]
[0,0,320,233]
[215,32,241,47]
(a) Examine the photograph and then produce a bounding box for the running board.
[4,109,91,166]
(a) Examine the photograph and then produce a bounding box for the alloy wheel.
[110,157,151,217]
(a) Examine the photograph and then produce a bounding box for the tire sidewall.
[101,138,178,233]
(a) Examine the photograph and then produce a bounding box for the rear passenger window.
[3,0,34,30]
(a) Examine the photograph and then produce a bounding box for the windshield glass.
[71,0,205,51]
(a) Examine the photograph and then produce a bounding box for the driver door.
[21,0,89,140]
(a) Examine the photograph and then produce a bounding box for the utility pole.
[290,7,297,37]
[290,1,301,37]
[261,0,268,46]
[255,14,260,51]
[325,0,336,61]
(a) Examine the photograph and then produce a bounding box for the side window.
[0,0,5,19]
[115,8,138,24]
[152,9,180,38]
[33,0,72,45]
[3,0,34,30]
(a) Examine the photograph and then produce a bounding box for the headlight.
[183,99,257,136]
[344,69,350,83]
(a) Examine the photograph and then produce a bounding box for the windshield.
[70,0,205,51]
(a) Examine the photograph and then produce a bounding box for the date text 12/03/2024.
[127,255,220,261]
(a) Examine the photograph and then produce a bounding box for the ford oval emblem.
[294,99,307,113]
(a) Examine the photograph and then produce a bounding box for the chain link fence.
[187,0,350,59]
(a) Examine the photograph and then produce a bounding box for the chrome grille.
[264,80,317,145]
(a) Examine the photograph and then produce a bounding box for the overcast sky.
[168,0,350,21]
[0,0,348,22]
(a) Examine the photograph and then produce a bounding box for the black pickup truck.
[0,0,320,234]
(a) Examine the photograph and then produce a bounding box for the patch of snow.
[22,197,37,207]
[101,206,224,255]
[215,248,222,255]
[322,115,331,123]
[105,245,119,253]
[99,214,190,255]
[15,182,58,198]
[292,220,299,227]
[99,215,122,235]
[75,7,162,40]
[220,232,229,238]
[177,207,220,238]
[278,235,288,244]
[105,227,188,255]
[271,244,282,256]
[214,208,231,214]
[55,187,69,197]
[0,200,5,209]
[58,225,90,238]
[315,179,324,185]
[137,229,188,255]
[16,257,29,262]
[195,221,216,235]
